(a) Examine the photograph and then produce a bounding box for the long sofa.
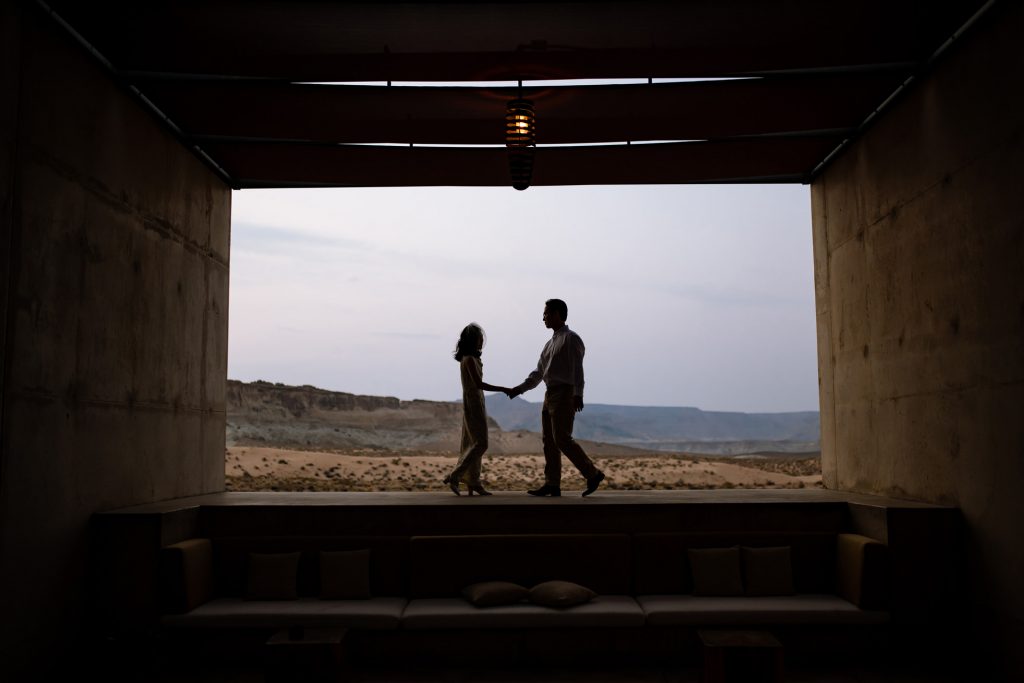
[160,530,889,643]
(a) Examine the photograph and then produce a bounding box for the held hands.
[496,388,579,407]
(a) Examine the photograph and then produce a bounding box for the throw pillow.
[462,581,530,607]
[246,552,300,600]
[742,546,795,596]
[688,546,744,596]
[528,580,596,608]
[320,549,372,599]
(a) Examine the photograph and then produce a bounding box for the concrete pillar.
[0,2,230,676]
[812,3,1023,678]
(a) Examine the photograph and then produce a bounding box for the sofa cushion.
[638,594,890,626]
[742,546,795,596]
[462,581,529,607]
[320,550,371,600]
[161,538,213,613]
[402,596,645,629]
[161,597,407,629]
[529,581,596,608]
[633,533,838,595]
[211,536,408,598]
[836,533,889,609]
[246,552,300,600]
[688,547,743,596]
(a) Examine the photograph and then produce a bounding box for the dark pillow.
[742,546,795,596]
[462,581,530,607]
[528,580,596,608]
[688,547,743,596]
[246,552,300,600]
[320,550,371,599]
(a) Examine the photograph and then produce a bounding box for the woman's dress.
[452,355,488,484]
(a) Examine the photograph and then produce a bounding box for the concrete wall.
[812,3,1023,678]
[0,3,230,675]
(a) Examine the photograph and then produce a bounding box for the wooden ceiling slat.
[206,137,840,188]
[118,48,913,83]
[47,1,987,80]
[141,74,904,145]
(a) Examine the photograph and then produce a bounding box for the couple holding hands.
[443,298,606,498]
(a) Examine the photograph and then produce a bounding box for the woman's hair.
[453,323,485,361]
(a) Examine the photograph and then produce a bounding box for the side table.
[265,626,348,683]
[698,629,784,683]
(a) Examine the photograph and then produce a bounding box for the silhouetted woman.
[444,323,510,495]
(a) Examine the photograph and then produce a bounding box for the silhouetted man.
[508,299,606,497]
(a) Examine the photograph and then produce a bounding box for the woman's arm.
[465,358,510,394]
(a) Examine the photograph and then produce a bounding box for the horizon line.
[228,378,820,415]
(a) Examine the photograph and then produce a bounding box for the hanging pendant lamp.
[505,97,536,191]
[505,98,536,147]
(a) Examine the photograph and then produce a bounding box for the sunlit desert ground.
[225,446,822,492]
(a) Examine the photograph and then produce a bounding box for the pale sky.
[228,184,819,413]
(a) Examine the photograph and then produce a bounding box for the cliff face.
[229,380,405,419]
[226,380,493,452]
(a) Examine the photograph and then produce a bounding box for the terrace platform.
[96,487,952,540]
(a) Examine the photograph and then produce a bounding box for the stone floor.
[100,661,984,683]
[87,635,985,683]
[344,664,979,683]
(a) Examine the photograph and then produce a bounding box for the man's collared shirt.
[520,325,585,397]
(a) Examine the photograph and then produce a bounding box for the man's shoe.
[527,484,561,497]
[582,471,606,497]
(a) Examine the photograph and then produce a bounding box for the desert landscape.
[224,380,821,492]
[225,446,821,492]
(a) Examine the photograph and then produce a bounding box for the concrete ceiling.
[40,0,991,188]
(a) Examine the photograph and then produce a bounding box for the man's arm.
[509,357,544,398]
[572,333,585,412]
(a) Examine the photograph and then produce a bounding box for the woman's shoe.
[443,474,461,496]
[467,484,493,496]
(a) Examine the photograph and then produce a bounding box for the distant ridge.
[484,396,819,454]
[225,379,656,456]
[224,380,818,456]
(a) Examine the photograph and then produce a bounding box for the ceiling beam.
[208,137,839,188]
[139,74,905,146]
